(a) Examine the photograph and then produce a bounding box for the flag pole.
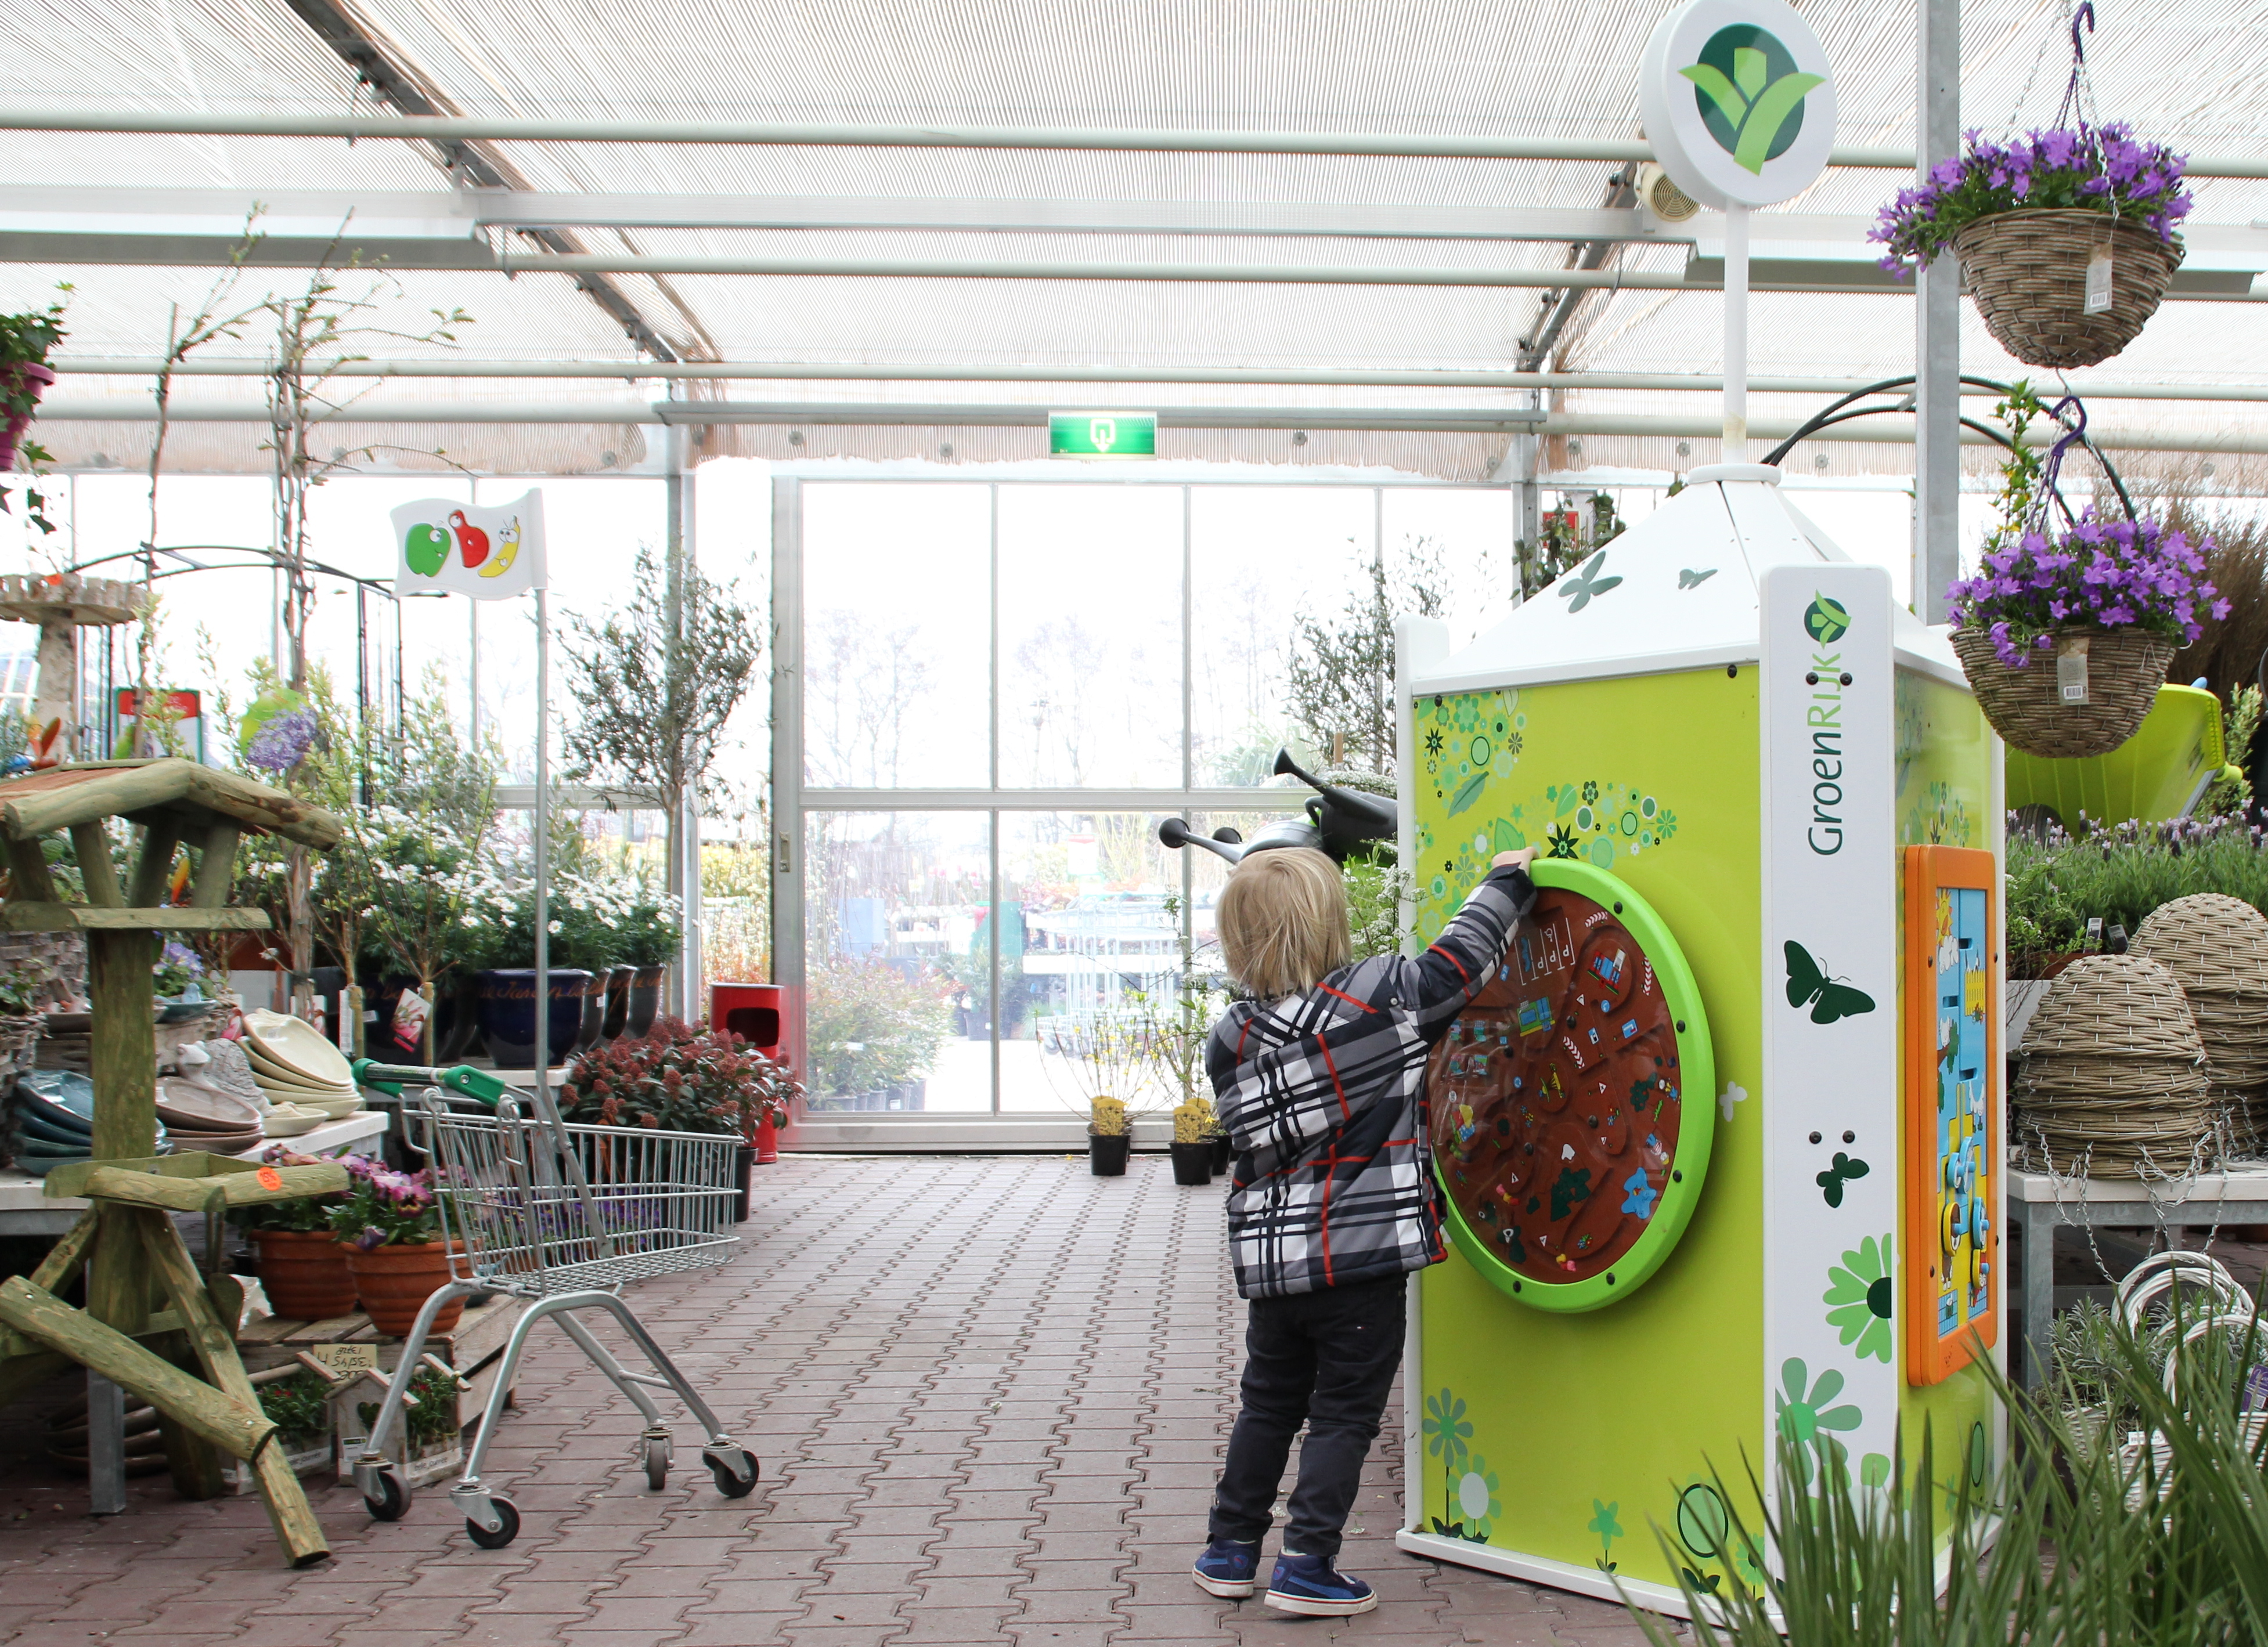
[533,581,549,1085]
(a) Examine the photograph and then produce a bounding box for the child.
[1193,842,1536,1616]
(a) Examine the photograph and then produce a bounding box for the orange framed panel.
[1902,844,1999,1385]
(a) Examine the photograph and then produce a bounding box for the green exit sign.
[1049,410,1157,459]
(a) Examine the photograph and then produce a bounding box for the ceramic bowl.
[258,1107,329,1138]
[241,1010,356,1088]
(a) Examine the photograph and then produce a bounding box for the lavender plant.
[1871,124,2193,275]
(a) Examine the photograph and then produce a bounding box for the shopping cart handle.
[352,1060,513,1107]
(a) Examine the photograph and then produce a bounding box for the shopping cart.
[343,1063,760,1548]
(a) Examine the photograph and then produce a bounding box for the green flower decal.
[1860,1452,1893,1490]
[1455,1453,1502,1542]
[1823,1235,1895,1363]
[1588,1498,1622,1573]
[1423,1388,1472,1470]
[1775,1358,1863,1482]
[1546,824,1581,859]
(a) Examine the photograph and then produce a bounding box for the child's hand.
[1492,847,1538,873]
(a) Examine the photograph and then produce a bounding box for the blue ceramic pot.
[473,969,594,1069]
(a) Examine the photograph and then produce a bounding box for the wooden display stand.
[0,760,344,1565]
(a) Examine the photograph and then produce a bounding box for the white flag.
[391,489,546,599]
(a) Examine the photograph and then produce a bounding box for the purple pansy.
[1948,510,2222,667]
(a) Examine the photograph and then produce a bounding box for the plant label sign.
[1758,564,1898,1507]
[1638,0,1838,210]
[391,489,547,599]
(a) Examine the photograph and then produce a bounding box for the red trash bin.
[712,983,785,1163]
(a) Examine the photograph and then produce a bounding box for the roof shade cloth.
[3,0,2267,477]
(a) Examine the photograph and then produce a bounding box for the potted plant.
[1170,1096,1218,1186]
[353,1361,467,1489]
[561,1015,801,1220]
[615,897,682,1041]
[329,1155,463,1338]
[805,955,953,1111]
[221,1370,337,1490]
[1,293,67,537]
[1090,1095,1132,1176]
[1947,393,2226,760]
[1039,1009,1153,1175]
[1871,124,2193,369]
[232,1153,355,1321]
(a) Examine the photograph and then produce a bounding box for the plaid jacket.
[1207,865,1534,1299]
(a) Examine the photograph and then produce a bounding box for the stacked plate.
[154,1078,264,1155]
[240,1010,364,1124]
[7,1071,172,1176]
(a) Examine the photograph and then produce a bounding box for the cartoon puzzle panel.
[1903,846,1997,1385]
[1430,886,1686,1288]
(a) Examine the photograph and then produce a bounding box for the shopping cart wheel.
[464,1498,521,1550]
[704,1447,760,1499]
[363,1469,409,1522]
[643,1435,672,1491]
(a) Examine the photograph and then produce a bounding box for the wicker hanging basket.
[2015,953,2216,1176]
[1948,623,2171,760]
[2133,894,2268,1136]
[1950,209,2182,370]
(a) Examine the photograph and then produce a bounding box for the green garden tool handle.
[350,1060,512,1108]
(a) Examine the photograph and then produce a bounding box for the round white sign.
[1637,0,1838,210]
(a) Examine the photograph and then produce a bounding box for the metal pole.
[1916,0,1963,623]
[663,416,689,1018]
[86,1372,125,1515]
[1722,204,1749,456]
[768,479,805,1081]
[534,585,549,1071]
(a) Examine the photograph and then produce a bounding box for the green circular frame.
[1435,858,1718,1314]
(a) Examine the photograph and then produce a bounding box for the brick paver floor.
[0,1155,1669,1646]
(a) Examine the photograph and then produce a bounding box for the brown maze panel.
[1429,886,1687,1286]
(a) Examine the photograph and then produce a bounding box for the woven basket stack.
[2015,953,2215,1175]
[2134,894,2268,1142]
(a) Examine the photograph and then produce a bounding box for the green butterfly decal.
[1816,1151,1871,1209]
[1681,48,1825,176]
[1784,941,1876,1024]
[1678,567,1718,590]
[1556,551,1623,614]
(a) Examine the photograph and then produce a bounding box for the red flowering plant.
[561,1016,802,1142]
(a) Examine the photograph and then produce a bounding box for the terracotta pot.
[253,1229,358,1321]
[344,1240,466,1338]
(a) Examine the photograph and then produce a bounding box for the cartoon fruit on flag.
[403,521,451,577]
[447,509,491,568]
[479,515,521,579]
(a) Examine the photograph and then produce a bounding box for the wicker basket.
[2134,894,2268,1137]
[1949,624,2172,760]
[1950,209,2182,370]
[2015,953,2217,1176]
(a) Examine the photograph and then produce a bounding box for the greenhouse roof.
[6,0,2268,479]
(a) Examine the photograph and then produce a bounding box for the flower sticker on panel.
[1774,1359,1863,1483]
[1823,1235,1895,1363]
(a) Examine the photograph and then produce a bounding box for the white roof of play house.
[1413,465,1965,695]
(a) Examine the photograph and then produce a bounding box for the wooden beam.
[0,1275,275,1460]
[75,1162,348,1212]
[139,1214,329,1562]
[0,759,342,848]
[0,904,271,932]
[67,821,122,906]
[127,818,181,908]
[4,835,55,902]
[190,821,241,908]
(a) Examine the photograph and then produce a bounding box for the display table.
[2009,1164,2268,1387]
[0,1111,391,1236]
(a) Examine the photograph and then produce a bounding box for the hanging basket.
[1949,623,2172,759]
[1950,209,2181,370]
[0,361,54,472]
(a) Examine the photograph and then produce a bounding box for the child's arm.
[1399,849,1538,1039]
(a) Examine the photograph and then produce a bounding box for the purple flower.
[244,707,317,775]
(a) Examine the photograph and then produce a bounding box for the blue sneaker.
[1192,1537,1261,1598]
[1264,1551,1378,1616]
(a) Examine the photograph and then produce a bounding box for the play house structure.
[1394,464,2004,1615]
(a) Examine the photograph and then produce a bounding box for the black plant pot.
[733,1143,756,1223]
[626,965,666,1039]
[438,972,486,1061]
[1088,1131,1131,1177]
[1169,1141,1213,1186]
[600,965,636,1043]
[1209,1134,1234,1177]
[573,976,605,1057]
[474,969,594,1068]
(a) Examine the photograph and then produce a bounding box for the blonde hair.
[1216,848,1351,999]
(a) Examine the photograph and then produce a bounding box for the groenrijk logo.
[1800,590,1848,856]
[1679,26,1825,176]
[1804,594,1850,644]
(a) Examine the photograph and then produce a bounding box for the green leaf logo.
[1804,594,1850,643]
[1680,26,1823,175]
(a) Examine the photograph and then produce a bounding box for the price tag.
[309,1343,378,1374]
[255,1166,283,1191]
[2085,248,2114,315]
[2056,637,2092,705]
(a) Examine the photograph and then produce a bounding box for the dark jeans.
[1209,1275,1407,1564]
